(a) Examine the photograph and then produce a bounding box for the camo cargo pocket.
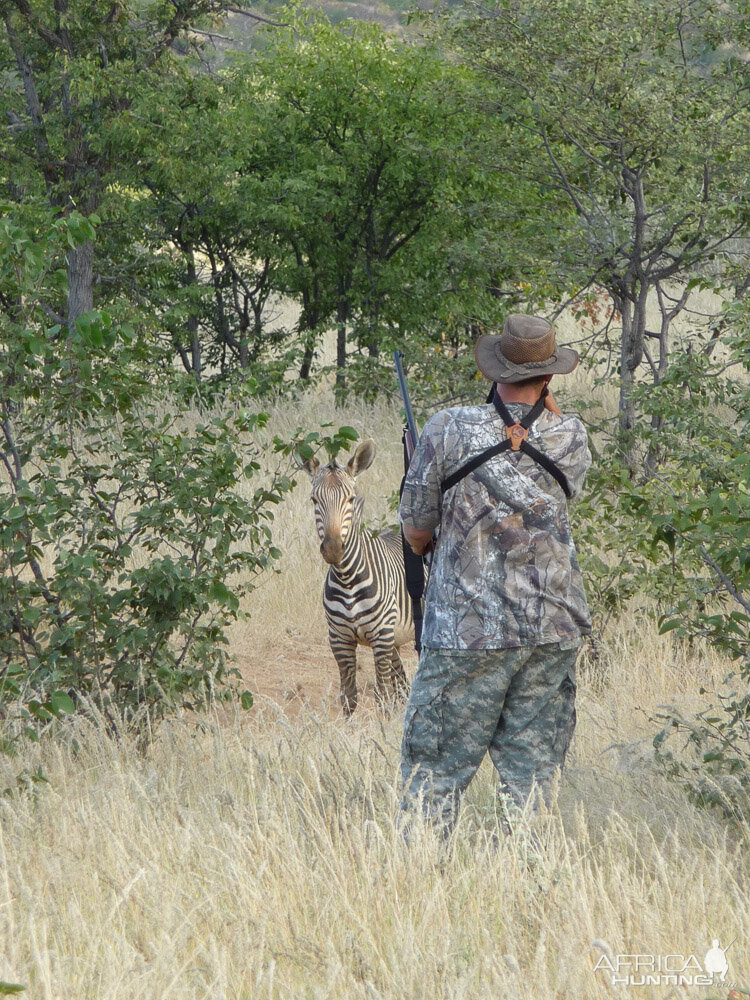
[552,668,577,757]
[402,690,445,766]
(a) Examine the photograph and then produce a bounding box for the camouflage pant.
[399,643,578,832]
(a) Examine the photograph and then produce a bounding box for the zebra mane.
[319,462,355,484]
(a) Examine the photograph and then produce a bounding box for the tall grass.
[0,619,747,999]
[2,308,748,998]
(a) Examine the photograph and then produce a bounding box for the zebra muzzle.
[320,536,344,565]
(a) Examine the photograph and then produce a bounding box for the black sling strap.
[400,430,426,651]
[440,386,573,498]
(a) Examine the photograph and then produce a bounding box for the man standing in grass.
[398,314,591,834]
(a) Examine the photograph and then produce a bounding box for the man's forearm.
[402,523,434,556]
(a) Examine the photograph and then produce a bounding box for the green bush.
[572,310,750,819]
[0,202,356,740]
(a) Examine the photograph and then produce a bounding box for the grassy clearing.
[0,617,748,1000]
[2,306,748,998]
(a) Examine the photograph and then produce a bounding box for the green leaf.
[47,691,75,716]
[658,618,684,634]
[26,701,53,721]
[240,690,254,710]
[208,581,239,613]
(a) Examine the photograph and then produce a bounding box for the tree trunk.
[618,297,637,437]
[66,240,94,334]
[335,320,347,400]
[617,170,651,471]
[239,337,249,371]
[643,283,690,479]
[186,250,202,382]
[299,338,315,381]
[618,287,650,473]
[335,293,349,403]
[64,240,95,390]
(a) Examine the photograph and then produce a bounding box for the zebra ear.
[297,454,320,476]
[346,439,376,478]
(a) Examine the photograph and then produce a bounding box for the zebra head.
[301,439,376,566]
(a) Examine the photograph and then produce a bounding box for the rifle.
[394,350,428,652]
[394,350,420,462]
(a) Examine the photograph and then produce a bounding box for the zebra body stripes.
[301,439,414,716]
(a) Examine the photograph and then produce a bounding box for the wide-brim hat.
[475,314,579,383]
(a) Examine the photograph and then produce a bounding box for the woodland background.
[1,1,749,996]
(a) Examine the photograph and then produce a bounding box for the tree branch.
[5,0,66,50]
[3,14,58,190]
[225,5,284,28]
[699,547,750,617]
[539,122,590,219]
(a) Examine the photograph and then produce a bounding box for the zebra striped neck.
[328,524,372,586]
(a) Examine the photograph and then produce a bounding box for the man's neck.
[495,381,547,406]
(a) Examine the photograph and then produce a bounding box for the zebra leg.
[329,632,358,716]
[372,632,405,712]
[391,647,410,703]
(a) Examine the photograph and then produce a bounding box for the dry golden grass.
[1,358,749,999]
[0,620,748,999]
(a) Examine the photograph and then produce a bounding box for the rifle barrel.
[394,350,420,448]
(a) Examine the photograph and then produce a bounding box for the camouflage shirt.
[400,401,592,650]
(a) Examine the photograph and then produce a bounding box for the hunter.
[398,313,592,835]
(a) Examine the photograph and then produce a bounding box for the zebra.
[300,438,415,716]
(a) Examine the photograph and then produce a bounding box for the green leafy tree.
[97,63,295,389]
[445,0,750,462]
[0,203,303,733]
[230,8,509,398]
[0,0,257,340]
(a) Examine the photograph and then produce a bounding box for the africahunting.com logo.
[593,938,737,988]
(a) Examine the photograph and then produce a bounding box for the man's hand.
[403,524,434,556]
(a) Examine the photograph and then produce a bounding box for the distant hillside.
[198,1,409,63]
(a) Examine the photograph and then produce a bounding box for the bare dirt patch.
[232,627,420,718]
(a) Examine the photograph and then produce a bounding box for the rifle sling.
[440,389,572,498]
[401,529,425,652]
[400,428,427,652]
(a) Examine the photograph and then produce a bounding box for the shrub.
[572,308,750,819]
[0,202,356,740]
